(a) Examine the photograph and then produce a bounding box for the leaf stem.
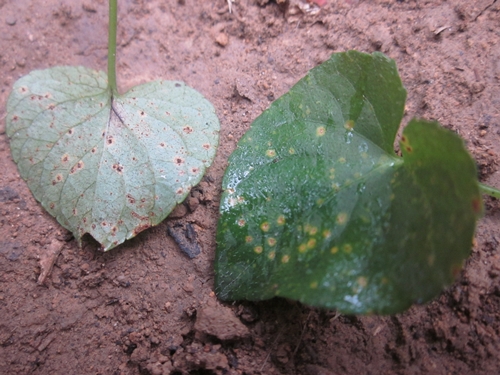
[107,0,118,96]
[479,183,500,199]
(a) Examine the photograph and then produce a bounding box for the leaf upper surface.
[214,52,481,314]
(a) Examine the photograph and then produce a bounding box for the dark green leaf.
[214,51,481,314]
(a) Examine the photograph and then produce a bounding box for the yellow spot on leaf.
[336,212,348,225]
[428,254,435,266]
[266,149,276,157]
[260,222,270,232]
[289,148,295,155]
[307,238,317,249]
[268,237,276,246]
[331,246,339,254]
[254,246,263,254]
[310,281,318,289]
[245,236,253,243]
[316,126,326,136]
[268,251,276,260]
[237,219,246,227]
[277,215,285,225]
[281,255,290,263]
[298,243,308,253]
[343,244,353,254]
[344,120,355,130]
[338,157,346,163]
[323,230,331,238]
[357,276,368,288]
[305,224,318,235]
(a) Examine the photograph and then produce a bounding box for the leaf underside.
[7,66,219,251]
[214,51,481,314]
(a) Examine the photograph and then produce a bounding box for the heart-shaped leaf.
[214,51,481,314]
[7,66,219,251]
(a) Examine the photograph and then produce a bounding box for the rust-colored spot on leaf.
[49,202,55,209]
[112,163,123,173]
[131,211,149,221]
[472,197,482,214]
[133,223,151,236]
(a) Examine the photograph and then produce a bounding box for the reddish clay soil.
[1,0,500,374]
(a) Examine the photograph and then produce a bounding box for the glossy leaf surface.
[215,51,481,314]
[7,66,219,251]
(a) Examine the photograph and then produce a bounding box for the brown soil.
[1,0,500,374]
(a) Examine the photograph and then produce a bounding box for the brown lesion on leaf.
[72,208,77,216]
[51,174,64,185]
[112,163,123,173]
[70,161,84,174]
[133,223,151,236]
[131,211,149,221]
[68,129,73,135]
[174,156,185,166]
[11,115,19,122]
[202,144,211,150]
[49,202,55,209]
[61,154,69,163]
[48,103,56,110]
[106,136,114,145]
[126,194,136,204]
[183,126,193,134]
[159,142,165,147]
[191,167,199,174]
[101,221,107,227]
[91,147,97,154]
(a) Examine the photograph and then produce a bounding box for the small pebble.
[216,33,229,47]
[6,17,17,26]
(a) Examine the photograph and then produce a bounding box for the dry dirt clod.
[194,305,250,340]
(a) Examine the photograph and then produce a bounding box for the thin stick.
[292,310,312,358]
[260,330,282,372]
[108,0,118,96]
